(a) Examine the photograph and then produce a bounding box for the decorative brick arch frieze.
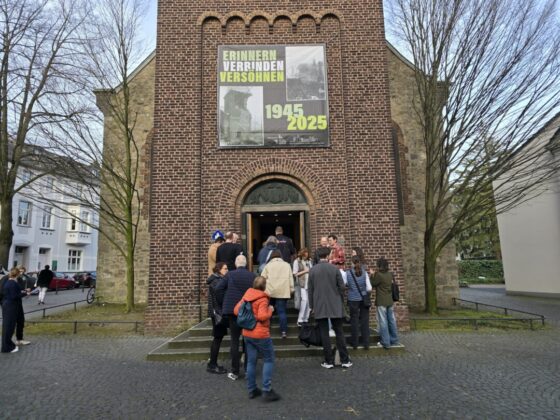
[199,10,342,33]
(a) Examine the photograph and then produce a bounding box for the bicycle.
[86,285,96,304]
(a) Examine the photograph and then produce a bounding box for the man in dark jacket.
[36,265,54,304]
[275,226,296,263]
[216,231,244,271]
[216,255,256,380]
[312,236,330,265]
[308,248,351,369]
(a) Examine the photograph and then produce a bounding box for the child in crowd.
[234,276,280,402]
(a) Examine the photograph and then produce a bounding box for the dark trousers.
[209,318,228,367]
[317,317,349,364]
[16,300,25,341]
[228,315,245,374]
[348,300,370,348]
[1,302,17,352]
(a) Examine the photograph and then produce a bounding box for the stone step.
[147,342,404,362]
[168,334,381,349]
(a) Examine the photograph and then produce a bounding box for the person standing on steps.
[293,248,312,325]
[261,250,294,339]
[275,226,296,263]
[216,231,244,271]
[36,265,53,305]
[313,236,330,265]
[257,236,278,274]
[308,248,352,369]
[206,262,229,374]
[216,255,256,380]
[208,230,225,276]
[346,255,372,349]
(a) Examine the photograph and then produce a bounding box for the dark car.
[74,271,96,287]
[29,271,76,290]
[17,273,39,295]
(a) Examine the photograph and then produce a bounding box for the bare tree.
[0,0,90,269]
[385,0,560,312]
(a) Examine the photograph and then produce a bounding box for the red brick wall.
[147,1,409,333]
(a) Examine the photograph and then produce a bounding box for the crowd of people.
[206,227,402,402]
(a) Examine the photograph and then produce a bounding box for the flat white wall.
[497,177,560,296]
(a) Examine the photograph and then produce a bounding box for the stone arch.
[296,10,321,25]
[319,10,343,23]
[272,11,297,26]
[247,11,273,27]
[197,12,221,26]
[223,12,247,28]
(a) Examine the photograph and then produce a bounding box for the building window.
[17,201,32,226]
[80,211,90,233]
[68,249,82,271]
[41,206,53,229]
[21,169,32,184]
[68,209,78,231]
[45,177,54,191]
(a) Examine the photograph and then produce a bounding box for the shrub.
[458,260,504,280]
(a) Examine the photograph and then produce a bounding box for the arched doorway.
[241,180,310,270]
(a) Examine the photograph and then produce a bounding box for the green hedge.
[458,260,504,280]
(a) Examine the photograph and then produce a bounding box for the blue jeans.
[376,305,399,348]
[270,298,288,334]
[245,337,275,392]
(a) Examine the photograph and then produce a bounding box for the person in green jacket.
[370,257,401,349]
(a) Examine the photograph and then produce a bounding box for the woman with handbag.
[206,262,229,374]
[293,248,312,326]
[370,257,401,349]
[345,255,372,349]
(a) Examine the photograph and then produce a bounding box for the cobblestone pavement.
[1,329,559,419]
[460,285,560,326]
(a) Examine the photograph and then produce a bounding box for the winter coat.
[207,273,225,318]
[371,271,394,307]
[216,267,256,315]
[261,258,294,299]
[234,288,273,339]
[216,242,244,271]
[207,243,222,276]
[308,261,346,319]
[345,268,372,302]
[37,269,54,288]
[257,243,277,272]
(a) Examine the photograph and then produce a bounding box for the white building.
[495,114,560,297]
[6,160,99,273]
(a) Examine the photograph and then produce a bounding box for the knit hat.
[212,230,225,241]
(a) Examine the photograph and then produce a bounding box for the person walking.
[261,250,294,339]
[216,255,256,380]
[234,276,280,402]
[208,230,225,276]
[1,268,29,353]
[206,262,229,374]
[257,236,278,273]
[308,248,352,369]
[36,265,53,305]
[370,257,402,349]
[274,226,296,263]
[293,248,312,325]
[346,255,372,349]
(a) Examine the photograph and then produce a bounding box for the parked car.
[17,273,39,295]
[74,271,96,287]
[28,271,76,290]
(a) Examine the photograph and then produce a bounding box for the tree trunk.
[0,196,14,269]
[423,232,438,314]
[125,226,135,313]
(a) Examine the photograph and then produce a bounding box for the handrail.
[25,299,88,318]
[25,319,144,334]
[411,317,543,330]
[452,297,545,325]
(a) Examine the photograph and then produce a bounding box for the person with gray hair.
[216,252,256,380]
[257,236,278,273]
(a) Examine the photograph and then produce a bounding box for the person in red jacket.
[234,276,280,402]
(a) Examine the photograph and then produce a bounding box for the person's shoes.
[376,342,390,349]
[227,372,238,381]
[297,322,303,327]
[390,343,404,348]
[281,332,287,339]
[321,362,334,369]
[263,389,280,402]
[207,365,227,374]
[16,340,30,346]
[341,361,353,368]
[328,329,335,337]
[248,388,262,399]
[10,346,19,353]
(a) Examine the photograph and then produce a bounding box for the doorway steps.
[147,309,405,361]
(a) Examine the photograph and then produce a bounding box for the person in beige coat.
[261,250,294,338]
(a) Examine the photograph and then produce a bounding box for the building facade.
[5,164,98,274]
[97,1,459,334]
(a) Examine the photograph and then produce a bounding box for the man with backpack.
[234,276,280,402]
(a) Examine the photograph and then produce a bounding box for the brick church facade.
[96,1,458,334]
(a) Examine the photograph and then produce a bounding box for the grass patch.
[25,303,146,336]
[460,277,505,284]
[410,307,546,331]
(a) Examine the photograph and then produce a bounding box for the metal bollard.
[73,321,77,334]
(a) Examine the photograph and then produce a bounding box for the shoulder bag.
[349,270,372,308]
[391,273,400,302]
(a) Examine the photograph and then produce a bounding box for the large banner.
[218,45,329,148]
